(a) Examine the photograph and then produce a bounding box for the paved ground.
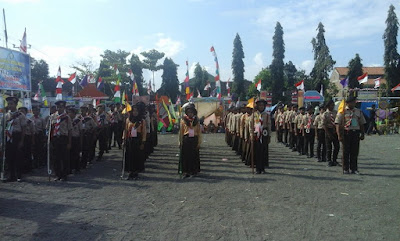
[0,133,399,241]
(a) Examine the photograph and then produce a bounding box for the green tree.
[159,58,180,102]
[231,33,246,99]
[141,49,165,88]
[310,22,336,93]
[193,63,205,94]
[30,57,49,92]
[347,54,363,89]
[284,61,297,89]
[383,4,400,91]
[270,22,285,103]
[128,53,145,95]
[97,49,131,96]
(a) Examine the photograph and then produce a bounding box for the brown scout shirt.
[335,107,366,130]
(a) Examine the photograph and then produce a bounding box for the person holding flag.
[335,96,366,174]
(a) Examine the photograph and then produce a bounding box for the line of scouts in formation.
[3,94,366,182]
[225,96,366,175]
[3,96,158,182]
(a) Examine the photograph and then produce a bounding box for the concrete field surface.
[0,133,399,241]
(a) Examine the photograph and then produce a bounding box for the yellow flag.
[338,99,346,114]
[246,97,254,109]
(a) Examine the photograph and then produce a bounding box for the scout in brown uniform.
[302,106,316,158]
[179,104,201,178]
[123,103,147,180]
[323,100,340,167]
[243,105,253,165]
[250,98,272,173]
[32,106,46,167]
[49,100,72,181]
[314,104,326,162]
[294,107,305,155]
[107,103,116,150]
[114,103,123,149]
[18,107,35,173]
[5,97,27,182]
[284,104,292,147]
[88,105,97,163]
[68,106,83,173]
[96,104,109,161]
[275,106,285,143]
[289,105,298,151]
[336,97,366,174]
[80,105,97,169]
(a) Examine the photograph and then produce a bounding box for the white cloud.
[252,0,394,50]
[301,60,314,74]
[253,52,264,67]
[30,45,103,76]
[155,37,185,57]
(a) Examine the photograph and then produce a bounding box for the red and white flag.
[147,80,152,95]
[226,78,231,97]
[55,66,63,83]
[357,72,368,84]
[374,77,381,89]
[20,28,27,53]
[391,83,400,92]
[255,79,262,91]
[295,80,304,91]
[68,72,77,84]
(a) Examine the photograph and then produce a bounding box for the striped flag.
[295,80,304,91]
[55,67,63,100]
[97,77,104,90]
[184,60,190,99]
[255,79,262,91]
[20,28,27,53]
[68,72,77,84]
[357,72,368,84]
[210,46,221,99]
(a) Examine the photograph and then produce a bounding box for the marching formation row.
[225,96,366,175]
[3,96,158,182]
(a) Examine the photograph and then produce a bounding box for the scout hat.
[346,96,357,103]
[55,100,67,107]
[6,96,18,104]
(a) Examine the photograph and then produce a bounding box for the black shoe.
[332,161,338,166]
[105,150,109,153]
[343,170,350,174]
[351,170,360,175]
[255,171,261,174]
[327,162,333,167]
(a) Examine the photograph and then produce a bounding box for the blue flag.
[80,75,88,87]
[340,77,348,88]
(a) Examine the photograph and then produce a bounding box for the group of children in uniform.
[3,97,159,182]
[274,96,366,174]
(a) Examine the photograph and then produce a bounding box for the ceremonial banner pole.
[47,113,52,181]
[1,92,6,181]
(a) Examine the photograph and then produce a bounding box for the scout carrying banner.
[0,47,31,91]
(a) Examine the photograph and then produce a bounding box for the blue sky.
[0,0,397,89]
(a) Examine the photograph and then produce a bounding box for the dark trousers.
[283,128,288,144]
[70,137,81,171]
[277,127,283,142]
[325,128,340,163]
[97,129,107,158]
[33,133,45,167]
[296,129,304,154]
[52,135,69,179]
[114,122,123,147]
[254,137,269,172]
[304,129,315,156]
[316,129,326,161]
[81,133,92,168]
[342,130,360,172]
[23,135,33,172]
[290,124,297,150]
[5,132,23,180]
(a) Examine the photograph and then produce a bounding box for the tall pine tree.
[231,33,245,99]
[383,4,400,91]
[310,22,335,92]
[159,58,180,102]
[347,54,363,89]
[270,22,285,103]
[128,53,145,95]
[284,61,297,89]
